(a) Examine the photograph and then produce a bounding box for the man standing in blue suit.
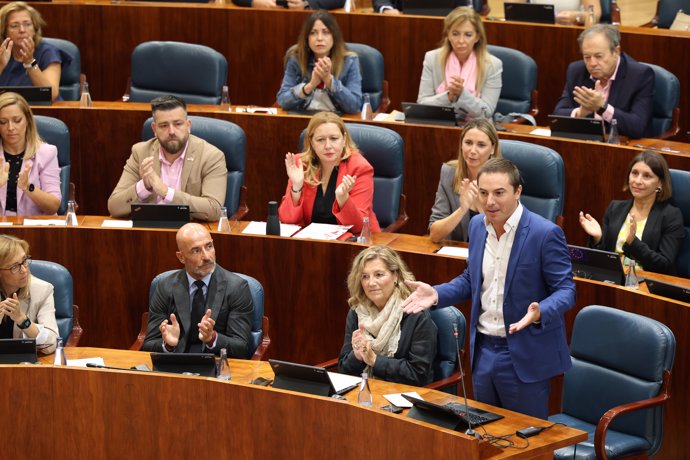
[403,158,575,419]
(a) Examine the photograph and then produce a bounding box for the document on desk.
[67,357,105,367]
[383,391,423,408]
[327,372,362,394]
[293,223,352,240]
[23,219,67,226]
[529,128,551,137]
[436,246,469,258]
[242,221,301,237]
[101,220,134,228]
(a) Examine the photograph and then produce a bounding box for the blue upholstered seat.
[550,305,676,459]
[129,41,228,104]
[428,306,465,395]
[499,140,564,223]
[42,37,81,101]
[30,260,82,346]
[487,45,538,117]
[641,62,680,139]
[346,43,387,112]
[142,116,247,218]
[648,0,690,28]
[668,169,690,278]
[34,115,71,215]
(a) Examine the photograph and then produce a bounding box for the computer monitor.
[131,203,190,229]
[504,2,556,24]
[0,86,51,106]
[548,115,606,142]
[402,102,458,127]
[568,244,625,285]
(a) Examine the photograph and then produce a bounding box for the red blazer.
[278,151,380,234]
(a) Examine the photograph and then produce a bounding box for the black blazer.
[142,265,254,358]
[592,199,685,275]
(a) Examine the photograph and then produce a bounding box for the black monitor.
[646,279,690,304]
[403,0,459,16]
[131,203,190,229]
[402,102,458,127]
[0,86,51,106]
[150,352,217,377]
[504,2,556,24]
[548,115,606,142]
[269,359,336,397]
[0,338,37,364]
[568,245,625,285]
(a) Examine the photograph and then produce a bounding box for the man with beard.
[108,95,227,221]
[142,223,254,356]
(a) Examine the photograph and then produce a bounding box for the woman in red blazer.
[278,111,380,234]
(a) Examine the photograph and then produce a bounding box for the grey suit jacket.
[141,265,254,358]
[5,277,59,354]
[107,134,227,221]
[428,163,470,242]
[417,48,503,118]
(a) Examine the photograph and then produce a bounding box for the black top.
[3,151,25,213]
[311,167,338,225]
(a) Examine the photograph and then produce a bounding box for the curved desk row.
[1,216,688,458]
[30,1,690,137]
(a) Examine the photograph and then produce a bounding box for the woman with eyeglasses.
[0,2,71,102]
[0,234,58,354]
[0,92,61,216]
[278,111,380,234]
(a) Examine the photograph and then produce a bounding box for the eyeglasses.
[8,21,34,30]
[0,256,32,274]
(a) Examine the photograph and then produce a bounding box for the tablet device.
[646,279,690,304]
[0,86,51,106]
[402,102,458,127]
[548,114,606,142]
[504,2,556,24]
[0,338,37,364]
[401,394,504,431]
[131,203,190,229]
[568,244,625,285]
[269,359,336,397]
[403,0,458,16]
[150,352,217,377]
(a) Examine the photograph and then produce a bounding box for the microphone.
[453,322,482,440]
[86,363,151,372]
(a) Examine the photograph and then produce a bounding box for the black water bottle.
[266,201,280,236]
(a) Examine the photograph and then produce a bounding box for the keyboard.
[444,402,495,426]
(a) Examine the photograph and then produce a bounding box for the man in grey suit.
[142,223,254,357]
[107,95,227,221]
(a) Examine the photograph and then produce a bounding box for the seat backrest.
[429,306,465,393]
[600,0,612,23]
[657,0,690,28]
[142,116,245,215]
[499,140,564,223]
[149,269,264,359]
[487,45,537,116]
[41,37,81,101]
[30,260,74,342]
[641,62,680,138]
[668,169,690,277]
[34,115,70,215]
[346,43,384,112]
[130,41,228,104]
[298,123,404,229]
[563,305,676,455]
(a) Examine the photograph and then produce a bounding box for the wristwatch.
[22,59,38,70]
[596,101,608,116]
[18,318,31,330]
[28,183,35,193]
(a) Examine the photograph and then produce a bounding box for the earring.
[656,187,662,193]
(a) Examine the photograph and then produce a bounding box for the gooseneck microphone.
[453,322,482,440]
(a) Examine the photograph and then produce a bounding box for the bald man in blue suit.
[403,158,575,419]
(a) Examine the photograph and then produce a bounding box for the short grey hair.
[578,24,620,52]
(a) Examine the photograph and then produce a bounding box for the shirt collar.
[484,202,524,235]
[185,271,213,290]
[158,140,189,166]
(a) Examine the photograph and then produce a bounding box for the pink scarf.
[436,51,480,98]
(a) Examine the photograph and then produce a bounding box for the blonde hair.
[438,6,491,93]
[449,118,501,193]
[0,2,45,47]
[0,234,31,300]
[0,92,43,160]
[347,245,415,310]
[301,112,358,187]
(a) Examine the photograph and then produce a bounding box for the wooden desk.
[27,2,690,138]
[0,347,585,459]
[31,102,690,242]
[1,218,688,458]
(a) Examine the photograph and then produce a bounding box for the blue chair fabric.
[656,0,690,28]
[299,123,406,231]
[346,43,385,112]
[668,169,690,277]
[142,116,246,216]
[149,270,265,359]
[600,0,612,23]
[129,41,228,104]
[487,45,537,117]
[428,306,465,395]
[550,305,676,459]
[641,62,680,139]
[30,260,78,345]
[42,37,81,101]
[34,115,70,215]
[499,140,564,223]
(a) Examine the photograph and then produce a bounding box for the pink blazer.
[0,143,62,216]
[278,151,380,234]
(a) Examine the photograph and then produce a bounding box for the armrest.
[426,370,461,392]
[656,107,680,140]
[251,315,271,361]
[315,358,339,370]
[130,311,148,351]
[594,370,672,460]
[65,304,83,347]
[382,193,409,233]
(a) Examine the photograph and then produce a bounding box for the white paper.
[66,357,105,367]
[529,128,551,137]
[383,391,423,408]
[241,221,301,237]
[327,372,362,394]
[373,113,389,121]
[436,246,469,258]
[23,219,66,226]
[0,222,12,226]
[101,220,134,228]
[293,223,352,240]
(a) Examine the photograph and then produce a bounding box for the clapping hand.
[447,76,464,103]
[17,160,32,191]
[578,211,602,244]
[335,174,356,206]
[0,38,12,69]
[459,178,479,212]
[573,86,605,115]
[198,309,216,344]
[625,212,637,245]
[314,56,333,89]
[0,160,9,189]
[284,152,304,190]
[160,313,181,348]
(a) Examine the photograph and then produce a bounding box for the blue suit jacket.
[435,207,576,383]
[553,52,655,139]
